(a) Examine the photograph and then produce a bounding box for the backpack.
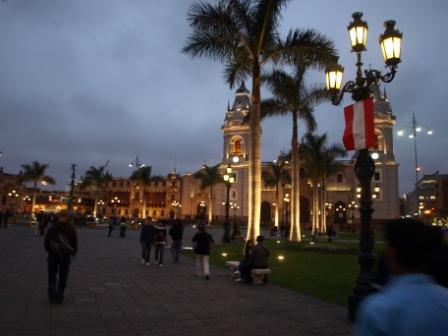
[50,233,75,258]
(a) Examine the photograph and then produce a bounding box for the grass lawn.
[185,238,369,306]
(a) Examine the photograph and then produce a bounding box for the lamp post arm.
[331,80,357,105]
[364,66,397,85]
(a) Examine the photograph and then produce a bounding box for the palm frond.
[260,98,289,119]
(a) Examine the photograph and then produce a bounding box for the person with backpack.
[192,224,214,280]
[44,211,77,304]
[140,217,155,266]
[154,222,167,266]
[169,220,184,263]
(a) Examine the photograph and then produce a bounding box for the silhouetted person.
[169,220,183,263]
[140,217,155,266]
[192,224,214,280]
[355,218,448,335]
[44,211,77,304]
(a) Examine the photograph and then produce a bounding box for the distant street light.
[396,112,433,183]
[222,164,236,243]
[111,196,121,217]
[128,155,145,169]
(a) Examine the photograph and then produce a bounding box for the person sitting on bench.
[247,235,269,283]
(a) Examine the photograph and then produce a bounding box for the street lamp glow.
[397,130,404,136]
[371,152,379,160]
[415,127,422,132]
[277,255,285,261]
[408,134,414,139]
[348,12,368,52]
[427,130,433,135]
[379,20,403,67]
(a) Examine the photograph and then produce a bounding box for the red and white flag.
[343,97,375,150]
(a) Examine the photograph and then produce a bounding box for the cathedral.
[178,82,400,229]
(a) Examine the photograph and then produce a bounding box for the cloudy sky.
[0,0,446,194]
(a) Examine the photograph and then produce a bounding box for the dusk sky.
[0,0,446,195]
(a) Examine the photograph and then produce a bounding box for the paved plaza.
[0,225,351,336]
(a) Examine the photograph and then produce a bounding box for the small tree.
[79,165,112,217]
[20,161,55,215]
[193,164,222,224]
[262,159,290,230]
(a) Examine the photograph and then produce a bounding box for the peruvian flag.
[343,97,375,150]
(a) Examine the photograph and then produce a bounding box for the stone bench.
[251,268,271,285]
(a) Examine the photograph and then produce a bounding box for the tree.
[183,0,337,242]
[193,164,222,224]
[262,62,331,241]
[299,133,345,234]
[20,161,55,215]
[79,165,112,217]
[262,158,290,230]
[130,166,152,219]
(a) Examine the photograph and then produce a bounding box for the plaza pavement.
[0,225,352,336]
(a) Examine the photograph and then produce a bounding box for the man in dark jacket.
[169,220,184,263]
[192,225,214,280]
[44,211,77,304]
[248,235,269,278]
[140,217,155,266]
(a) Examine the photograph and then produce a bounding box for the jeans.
[155,244,165,265]
[171,240,182,262]
[141,241,152,263]
[48,255,71,302]
[195,255,210,277]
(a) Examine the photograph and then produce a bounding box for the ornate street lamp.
[283,193,290,239]
[230,202,240,238]
[348,201,358,232]
[325,12,403,321]
[222,164,236,242]
[111,196,121,217]
[171,200,182,219]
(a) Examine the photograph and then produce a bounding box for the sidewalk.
[0,226,351,336]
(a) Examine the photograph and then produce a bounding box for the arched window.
[230,137,243,155]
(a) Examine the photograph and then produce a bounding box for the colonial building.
[178,82,400,228]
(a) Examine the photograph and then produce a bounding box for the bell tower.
[371,84,396,162]
[222,81,251,165]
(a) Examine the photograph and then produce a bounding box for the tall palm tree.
[79,165,112,217]
[20,161,56,215]
[193,164,222,224]
[299,133,345,234]
[262,159,290,229]
[261,63,331,241]
[183,0,337,242]
[130,166,152,219]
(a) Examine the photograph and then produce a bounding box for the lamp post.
[128,155,145,169]
[222,164,235,243]
[8,190,19,211]
[230,202,240,238]
[325,12,403,321]
[397,113,433,184]
[111,196,121,217]
[348,201,358,232]
[98,200,105,216]
[172,200,182,219]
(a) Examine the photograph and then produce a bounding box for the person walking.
[107,216,114,237]
[169,220,184,263]
[355,218,448,335]
[44,211,77,304]
[154,222,167,266]
[119,216,127,238]
[140,217,155,266]
[192,225,214,280]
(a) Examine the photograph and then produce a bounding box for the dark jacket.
[140,224,155,242]
[249,243,269,269]
[192,231,214,255]
[44,221,78,257]
[154,226,167,244]
[169,224,184,241]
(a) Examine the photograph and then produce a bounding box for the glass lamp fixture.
[379,20,402,67]
[223,174,229,182]
[229,176,235,184]
[348,12,368,52]
[325,62,344,93]
[226,166,232,174]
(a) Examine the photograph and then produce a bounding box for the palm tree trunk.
[93,192,98,218]
[246,63,262,242]
[274,183,279,228]
[312,183,318,235]
[208,186,213,224]
[142,188,146,219]
[32,181,37,216]
[321,177,327,234]
[289,110,301,242]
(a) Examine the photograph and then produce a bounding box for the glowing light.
[427,130,433,135]
[277,255,285,261]
[276,240,281,244]
[232,156,240,163]
[371,152,379,160]
[397,130,404,136]
[408,134,414,139]
[310,242,315,245]
[221,252,228,257]
[415,127,422,132]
